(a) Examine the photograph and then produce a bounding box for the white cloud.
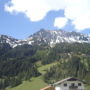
[5,0,65,21]
[73,12,90,31]
[54,17,68,28]
[4,0,90,31]
[5,0,50,21]
[64,0,90,31]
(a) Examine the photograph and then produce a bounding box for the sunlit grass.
[8,62,57,90]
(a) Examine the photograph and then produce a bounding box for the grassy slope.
[86,86,90,90]
[7,61,89,90]
[8,62,57,90]
[7,76,47,90]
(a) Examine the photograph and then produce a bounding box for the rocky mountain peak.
[0,29,90,48]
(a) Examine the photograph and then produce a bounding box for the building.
[53,77,85,90]
[40,77,85,90]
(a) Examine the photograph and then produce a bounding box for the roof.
[53,77,86,86]
[40,85,55,90]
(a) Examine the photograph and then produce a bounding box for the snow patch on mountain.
[0,30,90,48]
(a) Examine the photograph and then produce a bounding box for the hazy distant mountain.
[0,29,90,47]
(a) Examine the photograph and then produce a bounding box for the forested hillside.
[0,43,90,89]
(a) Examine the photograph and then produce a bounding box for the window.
[78,83,82,86]
[71,83,75,86]
[64,83,67,87]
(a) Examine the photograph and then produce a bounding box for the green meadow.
[7,62,57,90]
[7,62,89,90]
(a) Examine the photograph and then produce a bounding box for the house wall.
[55,81,84,90]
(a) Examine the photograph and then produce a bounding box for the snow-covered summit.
[27,29,90,47]
[0,29,90,48]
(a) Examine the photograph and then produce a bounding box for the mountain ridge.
[0,29,90,47]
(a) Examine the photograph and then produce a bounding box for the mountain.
[0,29,90,47]
[0,30,90,90]
[0,35,28,48]
[26,29,90,47]
[0,35,18,47]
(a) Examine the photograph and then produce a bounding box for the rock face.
[0,35,18,47]
[0,29,90,47]
[27,29,90,47]
[0,35,28,48]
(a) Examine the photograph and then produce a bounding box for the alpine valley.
[0,29,90,90]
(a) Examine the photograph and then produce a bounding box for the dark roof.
[53,77,86,86]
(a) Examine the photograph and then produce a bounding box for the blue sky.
[0,0,90,39]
